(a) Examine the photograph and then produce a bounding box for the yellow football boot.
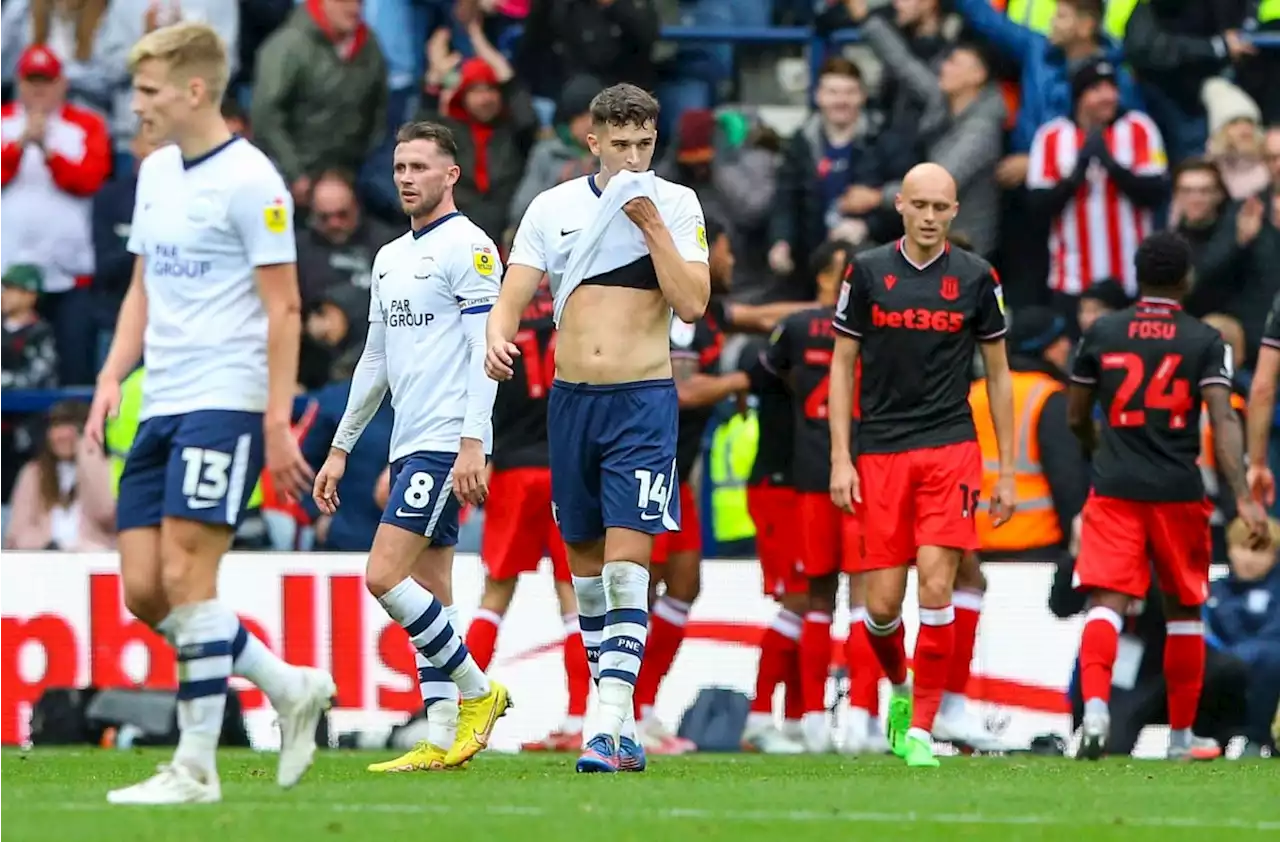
[444,681,511,767]
[366,741,452,772]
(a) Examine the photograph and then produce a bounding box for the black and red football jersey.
[671,298,727,482]
[1071,297,1233,502]
[832,239,1006,455]
[492,283,556,470]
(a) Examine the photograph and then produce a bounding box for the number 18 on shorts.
[380,451,464,546]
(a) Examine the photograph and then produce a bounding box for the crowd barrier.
[2,552,1225,757]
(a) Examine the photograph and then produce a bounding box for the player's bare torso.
[555,285,674,384]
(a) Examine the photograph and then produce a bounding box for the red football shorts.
[796,492,862,577]
[651,482,700,564]
[854,440,982,571]
[748,481,806,597]
[1075,493,1212,606]
[482,467,569,582]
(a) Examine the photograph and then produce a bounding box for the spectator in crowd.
[299,380,393,552]
[298,284,369,393]
[1202,78,1269,201]
[846,0,1007,257]
[252,0,387,211]
[94,0,239,155]
[508,74,600,229]
[1208,518,1280,755]
[950,0,1140,189]
[1027,59,1168,329]
[1267,126,1280,186]
[515,0,659,103]
[1122,0,1252,164]
[231,0,293,94]
[1,264,59,392]
[418,23,537,243]
[1169,158,1254,320]
[1075,278,1131,335]
[91,126,160,372]
[1,44,111,386]
[4,400,114,551]
[221,95,251,139]
[768,57,883,285]
[296,169,397,310]
[1,0,114,113]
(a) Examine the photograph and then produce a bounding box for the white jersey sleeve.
[669,188,709,264]
[368,248,386,323]
[507,193,548,271]
[228,162,297,267]
[126,155,154,257]
[450,234,503,442]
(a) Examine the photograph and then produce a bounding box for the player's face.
[709,232,734,292]
[587,121,657,176]
[131,58,205,143]
[814,73,864,129]
[393,138,460,218]
[895,185,957,250]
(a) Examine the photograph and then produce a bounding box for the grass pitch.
[3,748,1278,841]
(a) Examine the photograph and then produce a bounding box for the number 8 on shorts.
[380,451,465,546]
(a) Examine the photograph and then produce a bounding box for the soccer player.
[828,163,1017,768]
[755,240,884,754]
[1066,230,1268,761]
[85,23,334,804]
[468,278,592,753]
[313,121,510,772]
[486,83,710,773]
[1246,292,1280,506]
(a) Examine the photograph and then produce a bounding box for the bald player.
[827,163,1018,768]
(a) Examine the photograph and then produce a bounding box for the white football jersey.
[371,212,502,461]
[128,137,296,419]
[508,174,707,311]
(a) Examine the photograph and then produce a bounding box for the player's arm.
[630,192,710,323]
[330,323,389,454]
[488,264,542,346]
[255,263,304,430]
[1248,346,1280,475]
[673,353,749,409]
[454,242,503,505]
[1206,384,1251,505]
[723,300,815,334]
[488,201,547,379]
[974,269,1015,520]
[1067,330,1101,455]
[829,267,866,490]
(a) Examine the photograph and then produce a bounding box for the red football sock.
[947,590,983,695]
[1079,606,1122,706]
[863,615,908,686]
[1164,620,1206,731]
[751,610,801,714]
[783,654,804,722]
[465,608,501,672]
[845,609,882,714]
[632,595,689,718]
[911,605,955,732]
[561,614,590,719]
[799,612,833,714]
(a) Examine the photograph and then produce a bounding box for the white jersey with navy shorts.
[507,174,708,543]
[331,212,501,546]
[116,137,296,532]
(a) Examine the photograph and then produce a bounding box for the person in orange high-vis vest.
[937,306,1089,752]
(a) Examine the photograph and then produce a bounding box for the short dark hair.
[589,83,660,129]
[1172,157,1227,195]
[810,239,856,280]
[950,42,992,78]
[1134,231,1192,290]
[1057,0,1103,19]
[817,56,863,85]
[395,121,458,158]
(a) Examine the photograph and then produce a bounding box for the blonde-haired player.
[87,23,335,805]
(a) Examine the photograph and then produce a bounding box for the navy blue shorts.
[116,410,265,532]
[547,378,680,543]
[380,451,463,546]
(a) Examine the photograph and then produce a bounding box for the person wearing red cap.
[1,43,112,386]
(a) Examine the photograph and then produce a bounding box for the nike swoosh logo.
[560,228,581,236]
[377,271,388,280]
[640,512,661,521]
[187,499,219,510]
[395,508,424,518]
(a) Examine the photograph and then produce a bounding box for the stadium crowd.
[1,0,1278,757]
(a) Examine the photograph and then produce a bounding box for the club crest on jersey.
[670,317,697,348]
[472,244,496,276]
[263,198,289,234]
[884,274,897,291]
[695,223,708,251]
[940,276,959,301]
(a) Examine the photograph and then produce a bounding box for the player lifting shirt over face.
[485,83,710,773]
[827,163,1018,769]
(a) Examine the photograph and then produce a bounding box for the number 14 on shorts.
[635,467,671,521]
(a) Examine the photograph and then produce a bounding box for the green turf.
[3,748,1278,841]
